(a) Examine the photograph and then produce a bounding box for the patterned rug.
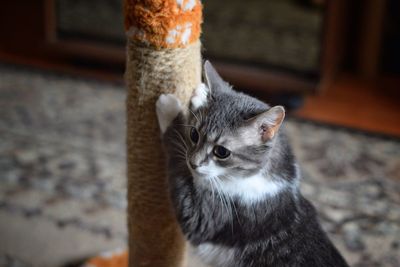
[0,64,399,267]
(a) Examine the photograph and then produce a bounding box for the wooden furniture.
[0,0,391,94]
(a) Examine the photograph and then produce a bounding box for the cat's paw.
[190,83,209,110]
[156,94,182,134]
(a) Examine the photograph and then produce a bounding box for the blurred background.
[0,0,399,267]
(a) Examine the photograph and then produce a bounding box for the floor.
[0,64,399,267]
[295,75,400,137]
[2,50,399,138]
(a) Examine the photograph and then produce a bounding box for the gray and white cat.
[156,61,349,267]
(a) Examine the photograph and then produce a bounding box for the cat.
[156,61,349,267]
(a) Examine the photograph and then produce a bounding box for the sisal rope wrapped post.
[83,1,202,266]
[125,1,202,267]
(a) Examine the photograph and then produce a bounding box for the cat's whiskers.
[214,176,234,234]
[199,108,205,123]
[221,173,259,222]
[208,177,217,209]
[170,139,187,154]
[220,175,241,226]
[177,124,196,128]
[169,138,188,162]
[212,176,231,231]
[174,153,187,161]
[173,129,188,150]
[188,108,200,123]
[170,140,186,152]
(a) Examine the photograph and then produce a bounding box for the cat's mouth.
[187,161,207,177]
[188,164,224,182]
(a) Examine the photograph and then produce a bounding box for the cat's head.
[184,61,285,186]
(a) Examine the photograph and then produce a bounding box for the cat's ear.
[203,60,229,92]
[190,83,210,110]
[250,106,285,142]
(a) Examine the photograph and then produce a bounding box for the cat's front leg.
[156,94,183,134]
[156,93,211,244]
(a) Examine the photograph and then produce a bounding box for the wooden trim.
[44,0,57,42]
[46,39,125,64]
[214,61,317,94]
[357,0,386,78]
[0,50,124,83]
[319,0,349,91]
[42,0,125,64]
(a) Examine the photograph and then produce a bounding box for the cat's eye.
[190,127,199,144]
[213,145,231,159]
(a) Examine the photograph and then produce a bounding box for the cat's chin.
[189,169,206,180]
[187,162,207,177]
[188,168,214,186]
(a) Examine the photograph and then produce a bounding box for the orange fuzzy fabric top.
[84,249,128,267]
[124,0,202,48]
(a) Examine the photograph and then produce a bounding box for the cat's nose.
[189,161,198,169]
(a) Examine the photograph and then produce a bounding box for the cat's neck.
[217,171,292,205]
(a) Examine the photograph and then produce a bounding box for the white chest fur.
[220,172,288,204]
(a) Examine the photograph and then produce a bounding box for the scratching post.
[125,0,202,266]
[84,1,202,267]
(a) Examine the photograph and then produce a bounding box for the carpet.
[0,64,399,267]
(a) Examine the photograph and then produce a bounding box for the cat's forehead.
[219,129,259,150]
[190,118,258,151]
[192,92,267,125]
